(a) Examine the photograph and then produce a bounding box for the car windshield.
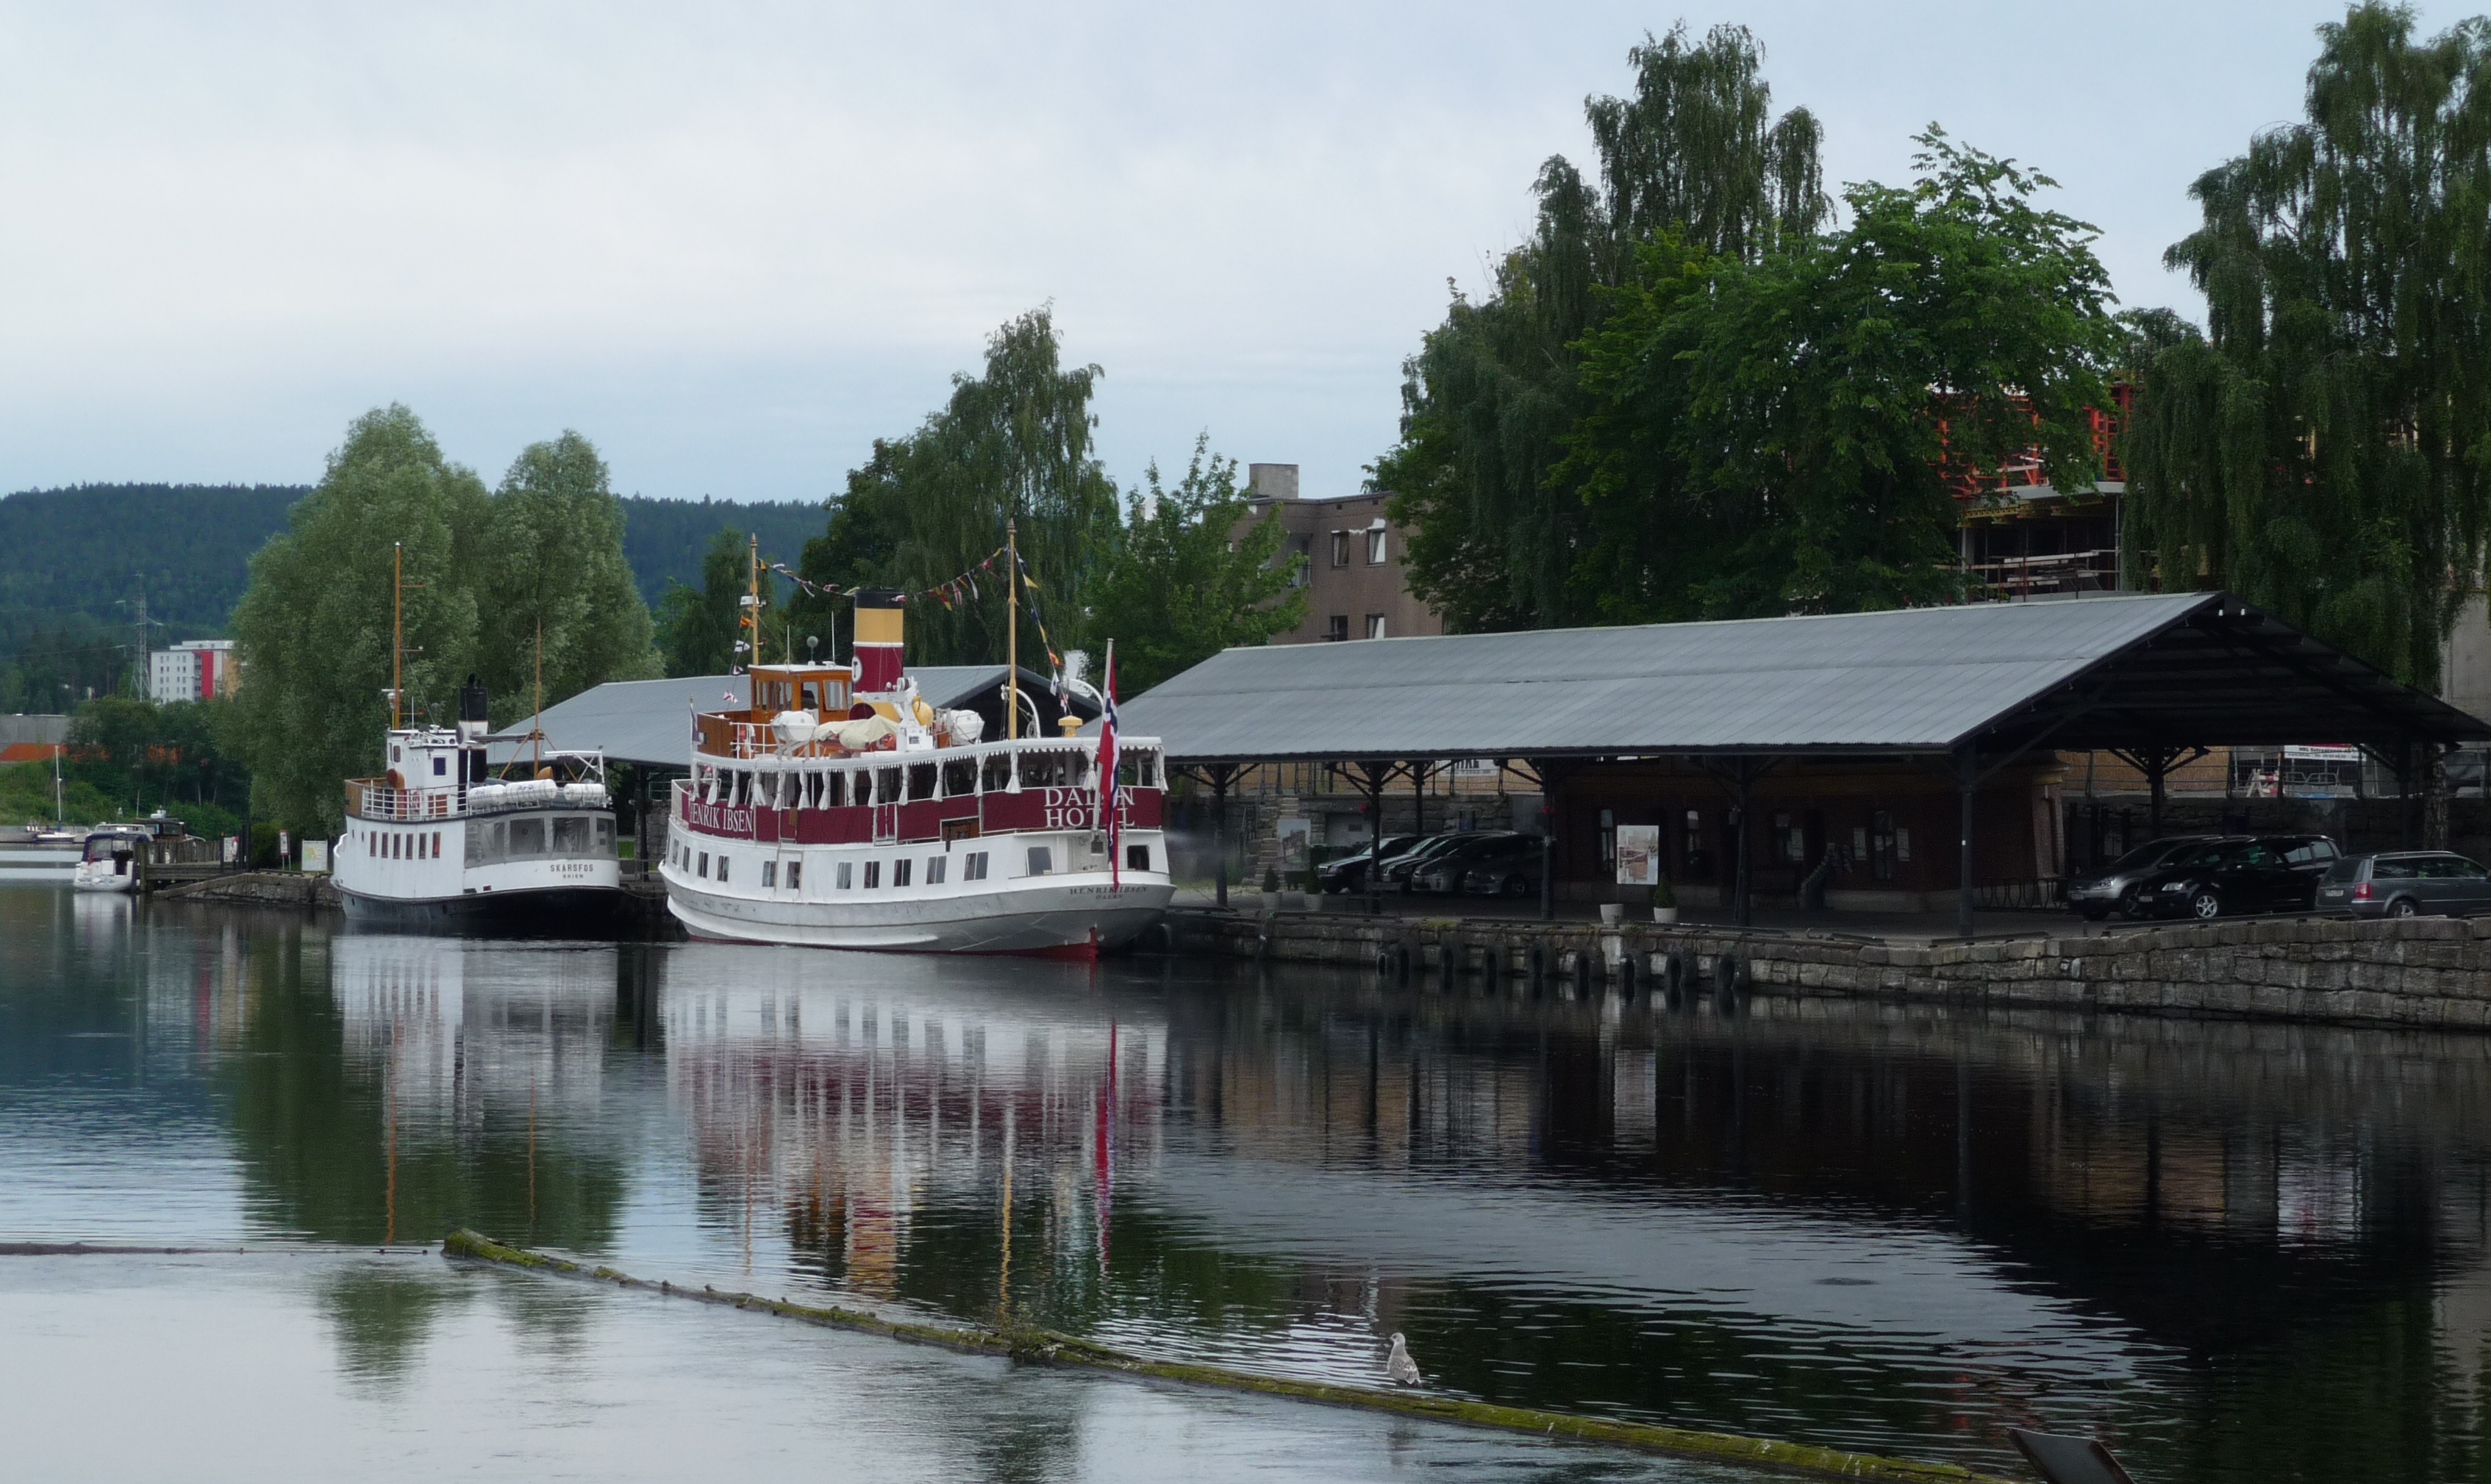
[2107,839,2194,873]
[2174,842,2242,868]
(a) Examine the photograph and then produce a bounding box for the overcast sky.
[0,1,2461,506]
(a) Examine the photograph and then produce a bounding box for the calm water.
[9,889,2491,1482]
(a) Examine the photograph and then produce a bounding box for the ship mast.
[390,542,403,730]
[533,615,544,773]
[741,534,760,676]
[1006,517,1018,741]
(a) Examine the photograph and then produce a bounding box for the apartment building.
[1240,463,1443,645]
[148,639,237,705]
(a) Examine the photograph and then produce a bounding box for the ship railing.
[346,778,610,821]
[345,780,462,822]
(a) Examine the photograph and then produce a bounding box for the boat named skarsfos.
[332,678,625,933]
[659,588,1172,955]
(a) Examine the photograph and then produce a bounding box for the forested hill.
[0,484,828,640]
[0,484,310,639]
[615,495,825,604]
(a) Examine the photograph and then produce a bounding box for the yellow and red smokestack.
[853,589,906,692]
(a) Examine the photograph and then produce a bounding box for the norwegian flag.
[1097,641,1121,888]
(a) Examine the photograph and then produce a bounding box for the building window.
[762,861,776,889]
[966,851,989,881]
[1776,812,1804,864]
[1027,845,1054,876]
[1329,531,1350,567]
[1365,527,1387,564]
[1324,614,1349,642]
[1870,811,1898,881]
[1365,614,1386,640]
[864,860,881,889]
[837,861,853,889]
[1126,844,1151,872]
[1599,809,1615,864]
[1290,540,1312,587]
[1681,809,1706,877]
[926,856,946,884]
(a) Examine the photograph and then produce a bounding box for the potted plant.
[1261,866,1282,914]
[1652,875,1679,925]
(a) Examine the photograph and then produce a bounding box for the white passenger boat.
[659,585,1173,956]
[333,677,626,933]
[70,825,151,893]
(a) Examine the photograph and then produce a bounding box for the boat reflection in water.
[40,898,2459,1484]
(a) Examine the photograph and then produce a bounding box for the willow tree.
[479,431,660,722]
[229,406,490,833]
[2126,4,2491,689]
[803,308,1118,666]
[1380,22,1828,631]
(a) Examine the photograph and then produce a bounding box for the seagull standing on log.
[1385,1332,1422,1387]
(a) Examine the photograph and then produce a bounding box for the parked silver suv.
[2063,835,2224,921]
[2316,852,2491,917]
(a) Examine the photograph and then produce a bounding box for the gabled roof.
[1113,592,2491,764]
[491,665,1084,770]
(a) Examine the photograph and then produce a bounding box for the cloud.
[0,1,2429,501]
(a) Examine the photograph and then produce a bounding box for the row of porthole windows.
[672,841,1154,888]
[361,825,443,861]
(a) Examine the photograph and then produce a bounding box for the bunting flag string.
[763,546,1013,609]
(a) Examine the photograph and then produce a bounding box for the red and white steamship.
[657,589,1173,954]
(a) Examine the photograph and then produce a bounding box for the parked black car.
[2315,851,2491,917]
[1381,831,1507,892]
[2062,834,2224,920]
[1316,835,1418,893]
[1408,833,1527,894]
[1458,835,1545,897]
[2132,834,2341,920]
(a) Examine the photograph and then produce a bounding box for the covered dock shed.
[1115,592,2491,933]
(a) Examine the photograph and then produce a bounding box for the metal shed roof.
[1113,592,2491,764]
[490,665,1070,769]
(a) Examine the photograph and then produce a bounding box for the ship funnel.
[457,675,490,743]
[853,589,906,692]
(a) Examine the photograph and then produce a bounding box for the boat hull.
[337,883,629,936]
[663,875,1173,956]
[71,864,139,894]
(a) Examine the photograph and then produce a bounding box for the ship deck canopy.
[490,665,1097,771]
[1114,592,2491,766]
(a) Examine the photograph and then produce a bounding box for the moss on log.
[440,1230,2012,1484]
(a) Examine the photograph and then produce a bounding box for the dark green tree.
[1381,23,1827,631]
[1087,437,1306,695]
[654,529,753,677]
[229,406,491,834]
[479,431,660,722]
[787,440,915,661]
[893,307,1121,666]
[2125,3,2491,688]
[789,308,1120,668]
[1566,130,2120,617]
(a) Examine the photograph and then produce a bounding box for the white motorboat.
[71,825,151,893]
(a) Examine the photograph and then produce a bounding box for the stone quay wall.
[1171,908,2491,1031]
[156,870,340,910]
